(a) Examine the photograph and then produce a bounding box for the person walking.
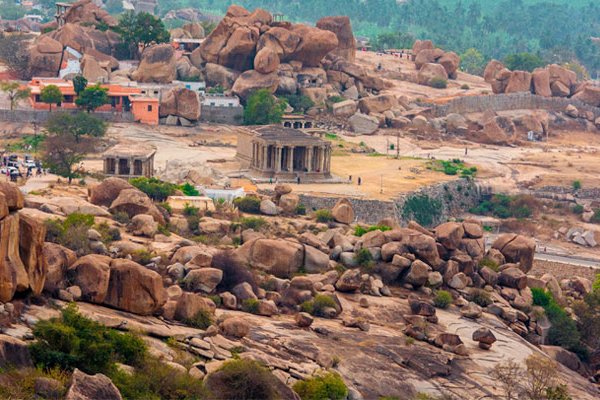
[297,176,301,185]
[358,177,362,186]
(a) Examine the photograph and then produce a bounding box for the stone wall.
[201,105,243,125]
[425,93,600,119]
[261,179,484,226]
[0,109,134,124]
[531,185,600,201]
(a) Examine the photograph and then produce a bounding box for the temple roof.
[252,126,327,146]
[102,144,156,159]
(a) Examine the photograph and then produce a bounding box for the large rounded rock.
[43,243,77,293]
[548,64,577,95]
[358,94,398,114]
[279,193,300,214]
[0,182,24,211]
[505,71,532,93]
[303,245,329,273]
[404,260,430,287]
[438,51,460,79]
[435,222,464,251]
[65,368,122,400]
[286,24,338,67]
[492,234,536,273]
[67,254,112,303]
[0,335,32,369]
[316,16,356,62]
[129,214,158,237]
[104,259,166,315]
[109,188,165,225]
[183,268,223,293]
[573,84,600,107]
[174,292,216,321]
[159,87,201,121]
[412,40,434,55]
[417,63,448,86]
[335,268,362,292]
[131,44,177,83]
[414,48,444,70]
[236,238,304,278]
[63,0,117,27]
[478,116,516,145]
[532,68,551,97]
[29,36,64,77]
[349,112,379,134]
[232,70,279,100]
[483,59,505,83]
[254,47,280,74]
[89,178,135,208]
[203,63,240,89]
[18,212,47,296]
[219,317,250,338]
[331,198,354,224]
[498,267,528,290]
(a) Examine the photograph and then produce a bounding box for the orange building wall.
[131,99,159,125]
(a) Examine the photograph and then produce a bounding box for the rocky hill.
[0,178,599,399]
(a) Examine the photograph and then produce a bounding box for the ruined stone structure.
[237,126,332,180]
[281,114,314,129]
[103,145,156,178]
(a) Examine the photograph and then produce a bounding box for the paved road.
[534,252,600,268]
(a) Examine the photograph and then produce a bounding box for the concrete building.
[103,144,156,178]
[237,126,332,180]
[26,78,159,124]
[201,94,243,124]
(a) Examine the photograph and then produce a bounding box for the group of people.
[348,175,362,185]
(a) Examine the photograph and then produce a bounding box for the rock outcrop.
[316,16,356,62]
[132,44,177,84]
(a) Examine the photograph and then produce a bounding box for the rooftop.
[103,144,156,159]
[252,126,327,145]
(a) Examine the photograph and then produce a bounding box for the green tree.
[0,80,31,111]
[504,52,545,72]
[72,75,88,96]
[42,112,107,183]
[118,11,170,58]
[75,84,109,112]
[243,89,287,125]
[40,84,63,112]
[460,48,486,76]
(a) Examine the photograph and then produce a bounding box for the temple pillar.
[275,146,282,172]
[306,146,313,172]
[288,146,295,172]
[262,145,267,170]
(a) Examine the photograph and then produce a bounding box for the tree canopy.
[73,75,88,96]
[40,85,63,111]
[118,11,170,58]
[75,84,109,112]
[243,89,287,125]
[0,81,31,111]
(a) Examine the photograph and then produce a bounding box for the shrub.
[282,94,315,113]
[233,196,261,214]
[296,204,307,215]
[158,201,172,215]
[293,372,348,400]
[460,84,470,90]
[354,248,374,269]
[315,209,333,223]
[131,249,154,265]
[180,182,199,196]
[0,367,70,399]
[129,177,177,201]
[183,310,213,329]
[433,290,453,309]
[572,180,582,190]
[591,209,600,224]
[111,356,206,400]
[183,203,199,216]
[478,258,499,271]
[45,213,95,256]
[354,224,391,237]
[243,89,287,125]
[213,250,257,293]
[470,194,539,220]
[301,294,337,317]
[112,210,130,224]
[429,77,448,89]
[470,289,492,307]
[240,216,267,231]
[242,298,260,314]
[205,359,279,400]
[30,304,146,374]
[95,222,121,244]
[571,204,584,214]
[402,194,442,227]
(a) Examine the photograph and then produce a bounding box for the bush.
[433,290,453,309]
[402,194,442,227]
[478,257,499,271]
[112,210,130,224]
[470,194,539,220]
[131,249,154,265]
[45,213,95,256]
[243,89,287,125]
[240,216,267,231]
[504,52,544,72]
[571,204,584,215]
[429,77,448,89]
[296,204,307,215]
[461,84,470,90]
[213,250,257,293]
[95,222,121,244]
[282,94,315,113]
[354,224,391,237]
[242,298,260,314]
[30,304,146,374]
[301,294,337,317]
[205,359,279,400]
[354,248,374,269]
[180,182,199,196]
[572,180,582,190]
[233,196,261,214]
[183,310,213,329]
[111,356,206,400]
[129,177,177,201]
[293,372,348,400]
[315,209,333,223]
[158,201,172,215]
[183,203,199,216]
[470,289,492,307]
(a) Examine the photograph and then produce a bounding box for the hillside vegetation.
[158,0,600,75]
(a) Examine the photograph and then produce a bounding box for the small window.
[147,105,153,112]
[210,102,216,106]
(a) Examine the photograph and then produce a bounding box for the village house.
[26,78,160,125]
[237,125,332,181]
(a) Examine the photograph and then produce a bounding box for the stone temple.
[237,126,332,180]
